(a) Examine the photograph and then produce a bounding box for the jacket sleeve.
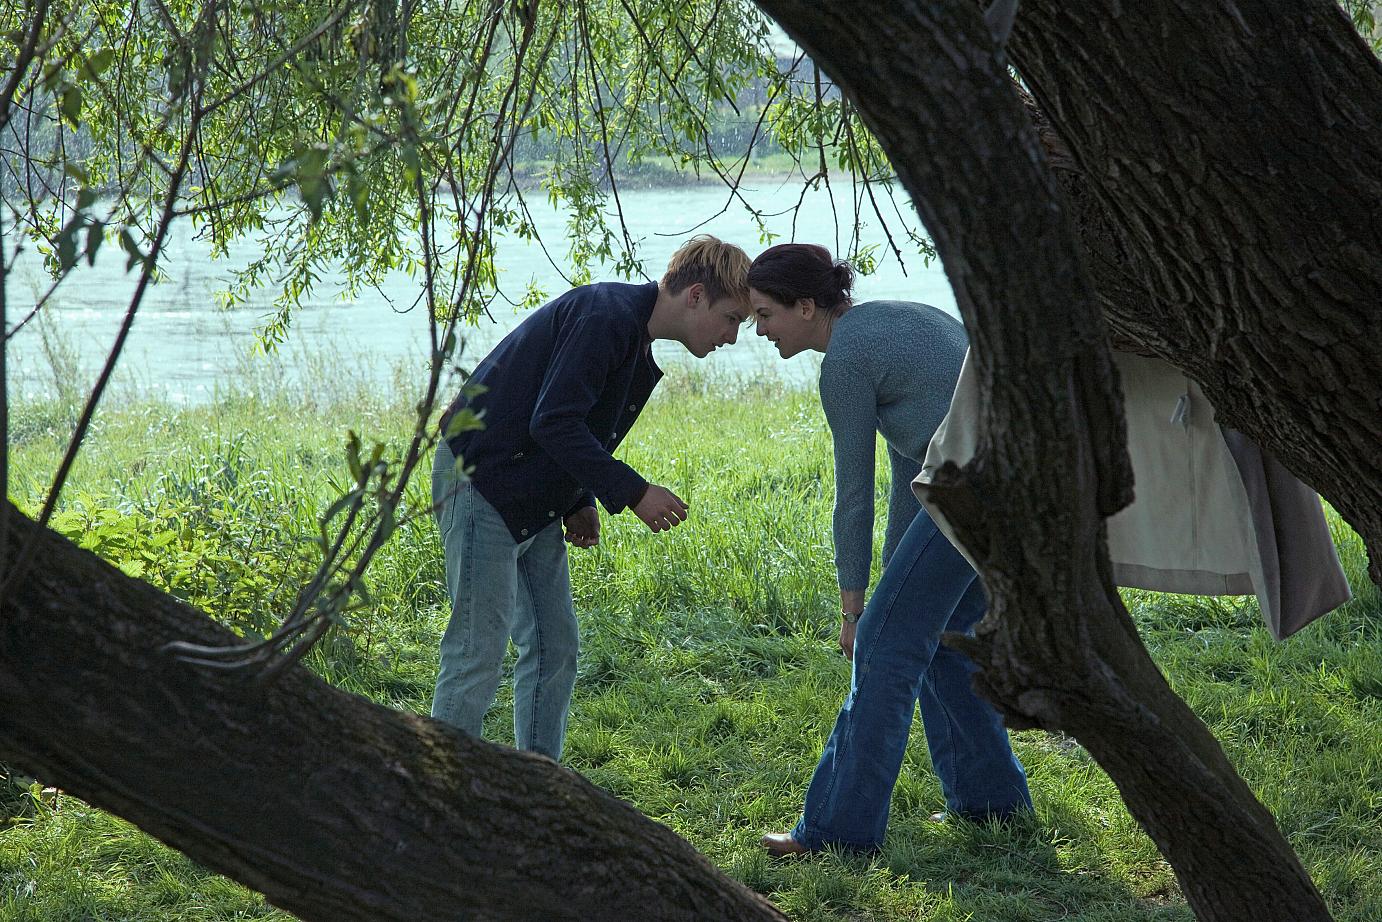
[529,314,648,513]
[565,489,597,517]
[820,360,879,594]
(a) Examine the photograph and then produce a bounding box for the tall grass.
[3,367,1379,922]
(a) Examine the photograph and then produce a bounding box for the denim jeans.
[792,505,1031,850]
[430,440,579,760]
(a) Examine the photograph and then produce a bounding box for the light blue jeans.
[792,505,1031,850]
[430,440,579,760]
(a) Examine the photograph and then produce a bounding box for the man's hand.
[633,483,688,533]
[839,619,858,661]
[563,506,600,548]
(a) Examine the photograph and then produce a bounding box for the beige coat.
[914,351,1352,640]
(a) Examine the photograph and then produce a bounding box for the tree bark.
[753,2,1333,920]
[1009,0,1382,585]
[0,501,787,922]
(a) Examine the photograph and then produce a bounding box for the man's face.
[684,287,749,358]
[750,288,818,359]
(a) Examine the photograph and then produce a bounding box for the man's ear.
[684,282,706,308]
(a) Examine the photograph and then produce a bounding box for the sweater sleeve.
[529,314,648,512]
[883,444,923,568]
[820,358,879,593]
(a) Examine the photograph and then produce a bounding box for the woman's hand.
[839,618,858,661]
[839,588,864,660]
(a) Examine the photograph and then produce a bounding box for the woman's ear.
[795,297,817,319]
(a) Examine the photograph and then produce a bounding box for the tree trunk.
[1009,0,1382,585]
[753,2,1333,920]
[0,501,787,922]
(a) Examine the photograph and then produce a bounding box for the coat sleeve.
[529,315,648,513]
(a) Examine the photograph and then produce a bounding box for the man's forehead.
[714,297,751,321]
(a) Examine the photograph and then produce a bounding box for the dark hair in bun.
[746,243,854,316]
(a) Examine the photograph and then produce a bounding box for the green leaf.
[82,48,116,79]
[443,407,485,439]
[345,430,363,482]
[59,84,83,127]
[119,228,145,273]
[346,169,369,222]
[55,215,84,272]
[295,145,332,221]
[40,63,64,94]
[400,144,421,185]
[321,488,363,528]
[84,222,105,266]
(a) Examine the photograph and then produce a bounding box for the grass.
[3,364,1379,921]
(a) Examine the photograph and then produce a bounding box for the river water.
[6,180,957,403]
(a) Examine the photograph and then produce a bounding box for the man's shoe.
[760,832,810,858]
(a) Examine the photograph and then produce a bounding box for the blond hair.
[661,235,751,307]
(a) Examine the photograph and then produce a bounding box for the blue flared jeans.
[792,506,1031,850]
[430,440,579,760]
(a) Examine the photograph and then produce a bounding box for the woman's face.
[750,288,823,359]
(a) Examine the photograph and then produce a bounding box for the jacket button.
[628,403,637,411]
[520,528,529,536]
[547,510,556,518]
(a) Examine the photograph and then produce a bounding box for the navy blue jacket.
[440,281,663,542]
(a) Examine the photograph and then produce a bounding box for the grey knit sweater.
[818,300,968,592]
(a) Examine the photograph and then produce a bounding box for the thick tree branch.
[1009,0,1382,585]
[754,1,1333,919]
[0,501,787,922]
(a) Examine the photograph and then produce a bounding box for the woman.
[748,243,1031,856]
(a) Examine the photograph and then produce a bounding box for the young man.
[430,235,751,759]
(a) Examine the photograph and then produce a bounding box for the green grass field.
[3,366,1379,922]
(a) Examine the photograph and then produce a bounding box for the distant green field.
[4,367,1379,922]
